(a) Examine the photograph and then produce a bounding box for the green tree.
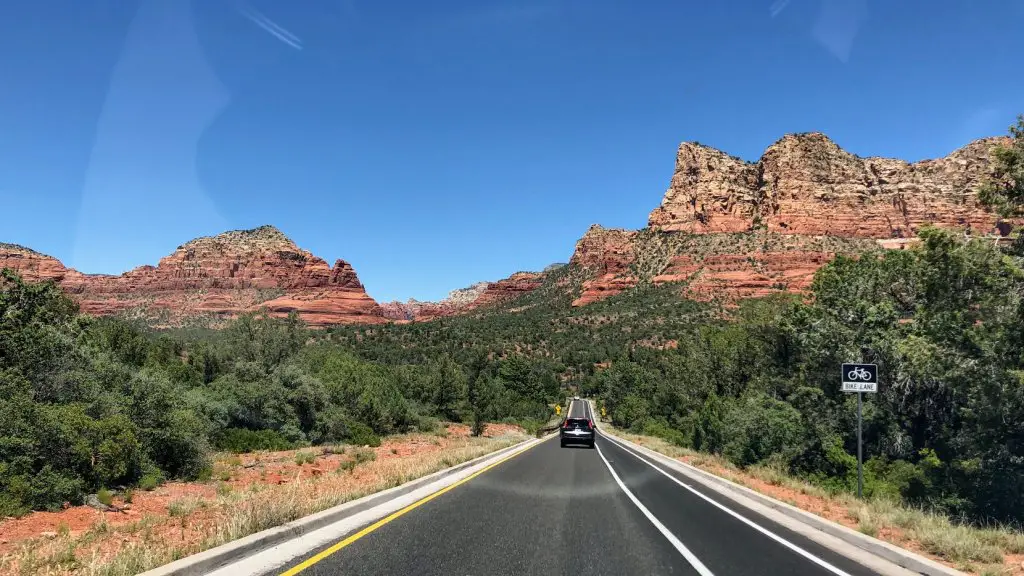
[430,355,467,422]
[978,115,1024,218]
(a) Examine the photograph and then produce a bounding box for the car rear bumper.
[560,431,595,443]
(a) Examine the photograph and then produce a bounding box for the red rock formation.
[569,226,638,306]
[472,272,544,308]
[0,227,386,327]
[381,273,546,321]
[649,134,1011,237]
[379,300,461,322]
[576,133,1014,305]
[0,244,71,282]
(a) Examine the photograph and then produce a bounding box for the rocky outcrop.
[472,273,545,308]
[1,226,386,327]
[576,133,1013,305]
[445,282,490,307]
[649,134,1010,237]
[0,244,71,282]
[379,299,458,322]
[568,226,638,306]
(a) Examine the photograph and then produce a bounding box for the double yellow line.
[279,435,551,575]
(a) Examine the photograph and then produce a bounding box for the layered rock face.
[648,134,1009,237]
[0,244,70,282]
[1,226,386,327]
[472,273,545,308]
[568,226,638,306]
[577,133,1012,305]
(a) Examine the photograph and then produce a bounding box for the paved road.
[271,401,883,576]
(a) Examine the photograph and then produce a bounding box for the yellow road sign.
[555,405,561,415]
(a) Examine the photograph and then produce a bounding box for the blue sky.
[2,0,1023,302]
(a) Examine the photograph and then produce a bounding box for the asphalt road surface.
[270,401,883,576]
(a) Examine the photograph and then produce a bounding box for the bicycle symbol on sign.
[847,367,872,381]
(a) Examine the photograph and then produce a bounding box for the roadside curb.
[139,435,543,576]
[595,418,963,576]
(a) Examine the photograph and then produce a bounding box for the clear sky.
[2,0,1023,302]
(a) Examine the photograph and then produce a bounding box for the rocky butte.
[0,226,386,327]
[571,132,1016,306]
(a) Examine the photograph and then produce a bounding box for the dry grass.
[601,422,1024,575]
[0,430,528,576]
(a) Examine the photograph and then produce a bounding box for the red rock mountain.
[571,133,1014,306]
[4,133,1014,324]
[0,226,386,327]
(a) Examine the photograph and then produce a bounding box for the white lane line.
[600,435,856,576]
[594,441,716,576]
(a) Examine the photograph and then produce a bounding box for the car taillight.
[562,420,570,429]
[587,420,594,430]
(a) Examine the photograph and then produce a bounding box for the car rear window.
[568,418,589,426]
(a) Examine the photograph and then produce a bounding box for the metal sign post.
[841,363,878,499]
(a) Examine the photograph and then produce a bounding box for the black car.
[560,417,595,448]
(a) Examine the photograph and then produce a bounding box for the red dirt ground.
[0,423,524,561]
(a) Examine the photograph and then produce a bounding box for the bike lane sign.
[842,363,878,393]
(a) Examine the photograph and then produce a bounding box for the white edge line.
[594,441,716,576]
[599,431,856,576]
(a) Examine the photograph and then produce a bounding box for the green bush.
[642,419,689,447]
[137,462,164,491]
[410,412,439,433]
[864,456,932,501]
[721,394,804,467]
[354,448,377,464]
[692,394,727,454]
[344,419,381,447]
[142,409,210,480]
[96,487,114,506]
[614,395,649,431]
[213,428,295,453]
[800,435,859,494]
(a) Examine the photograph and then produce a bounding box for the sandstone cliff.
[648,134,1010,236]
[0,226,385,327]
[575,133,1013,306]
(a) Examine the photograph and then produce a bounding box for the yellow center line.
[278,435,552,576]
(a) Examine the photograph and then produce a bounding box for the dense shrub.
[721,394,804,467]
[0,275,555,515]
[213,428,296,453]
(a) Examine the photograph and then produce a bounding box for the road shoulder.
[590,404,962,576]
